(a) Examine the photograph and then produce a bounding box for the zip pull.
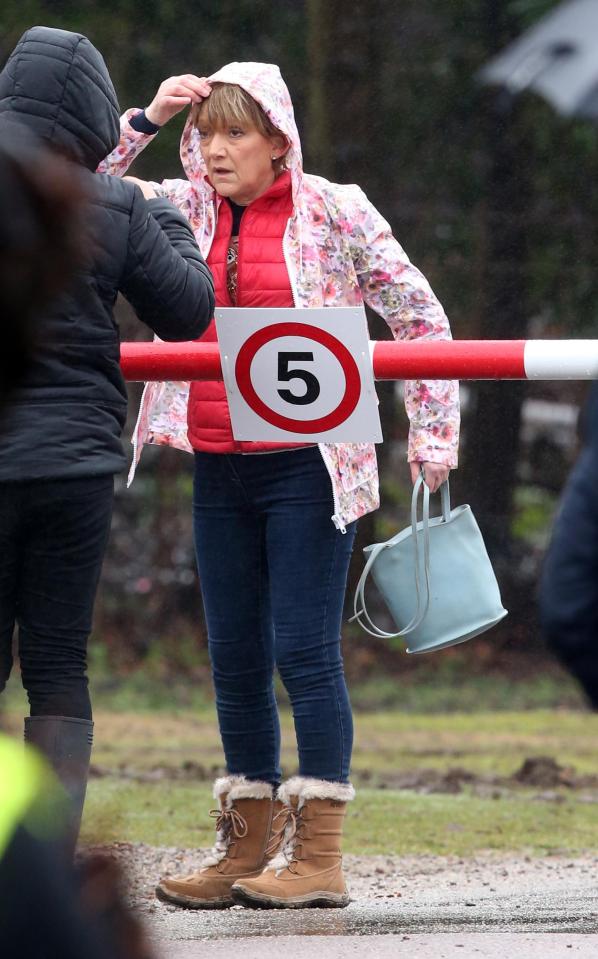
[332,514,347,534]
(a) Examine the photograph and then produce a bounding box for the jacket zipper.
[228,203,241,450]
[205,206,216,256]
[283,220,346,534]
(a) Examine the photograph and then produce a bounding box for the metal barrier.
[120,339,598,381]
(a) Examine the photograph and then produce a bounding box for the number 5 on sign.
[215,307,382,443]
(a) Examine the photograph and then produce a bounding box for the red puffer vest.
[187,171,305,453]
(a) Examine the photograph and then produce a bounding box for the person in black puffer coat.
[539,383,598,711]
[0,25,215,859]
[0,132,84,410]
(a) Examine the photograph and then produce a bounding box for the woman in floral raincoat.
[100,61,459,910]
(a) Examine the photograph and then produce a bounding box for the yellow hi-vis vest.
[0,732,63,858]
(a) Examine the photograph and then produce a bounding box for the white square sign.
[215,307,382,443]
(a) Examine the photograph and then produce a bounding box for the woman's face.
[197,117,285,205]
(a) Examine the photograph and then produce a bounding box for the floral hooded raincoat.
[99,61,459,531]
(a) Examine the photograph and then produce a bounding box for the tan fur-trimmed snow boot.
[155,775,274,909]
[231,776,355,909]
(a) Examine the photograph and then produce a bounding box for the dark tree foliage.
[3,1,597,675]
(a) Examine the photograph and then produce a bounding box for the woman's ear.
[270,134,289,160]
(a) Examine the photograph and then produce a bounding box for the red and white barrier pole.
[119,340,598,382]
[370,340,527,380]
[120,341,223,381]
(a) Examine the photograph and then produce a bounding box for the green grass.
[4,670,597,858]
[5,704,597,780]
[348,672,585,713]
[346,789,597,856]
[2,664,586,716]
[79,780,598,857]
[353,709,598,778]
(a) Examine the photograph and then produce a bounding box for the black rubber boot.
[24,715,94,860]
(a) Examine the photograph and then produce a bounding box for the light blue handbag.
[351,473,507,653]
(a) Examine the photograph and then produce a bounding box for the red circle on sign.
[235,322,362,433]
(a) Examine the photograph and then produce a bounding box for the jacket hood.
[0,26,120,170]
[180,61,303,199]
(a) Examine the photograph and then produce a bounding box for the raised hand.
[145,75,212,127]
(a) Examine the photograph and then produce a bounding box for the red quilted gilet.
[187,172,305,453]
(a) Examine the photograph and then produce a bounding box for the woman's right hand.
[145,75,212,127]
[123,176,156,200]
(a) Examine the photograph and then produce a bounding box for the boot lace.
[266,806,304,874]
[200,806,248,869]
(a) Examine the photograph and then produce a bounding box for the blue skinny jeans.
[192,447,356,786]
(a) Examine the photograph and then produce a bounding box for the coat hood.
[0,26,120,170]
[180,61,303,199]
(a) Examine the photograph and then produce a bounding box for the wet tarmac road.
[158,933,598,958]
[150,882,598,958]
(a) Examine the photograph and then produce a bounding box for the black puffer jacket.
[0,26,214,481]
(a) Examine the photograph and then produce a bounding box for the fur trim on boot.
[155,775,275,909]
[277,777,355,808]
[213,775,273,804]
[231,776,354,909]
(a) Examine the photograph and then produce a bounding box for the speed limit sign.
[215,307,382,442]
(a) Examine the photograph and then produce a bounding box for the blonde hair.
[192,82,288,174]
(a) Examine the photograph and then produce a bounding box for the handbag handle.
[350,473,451,639]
